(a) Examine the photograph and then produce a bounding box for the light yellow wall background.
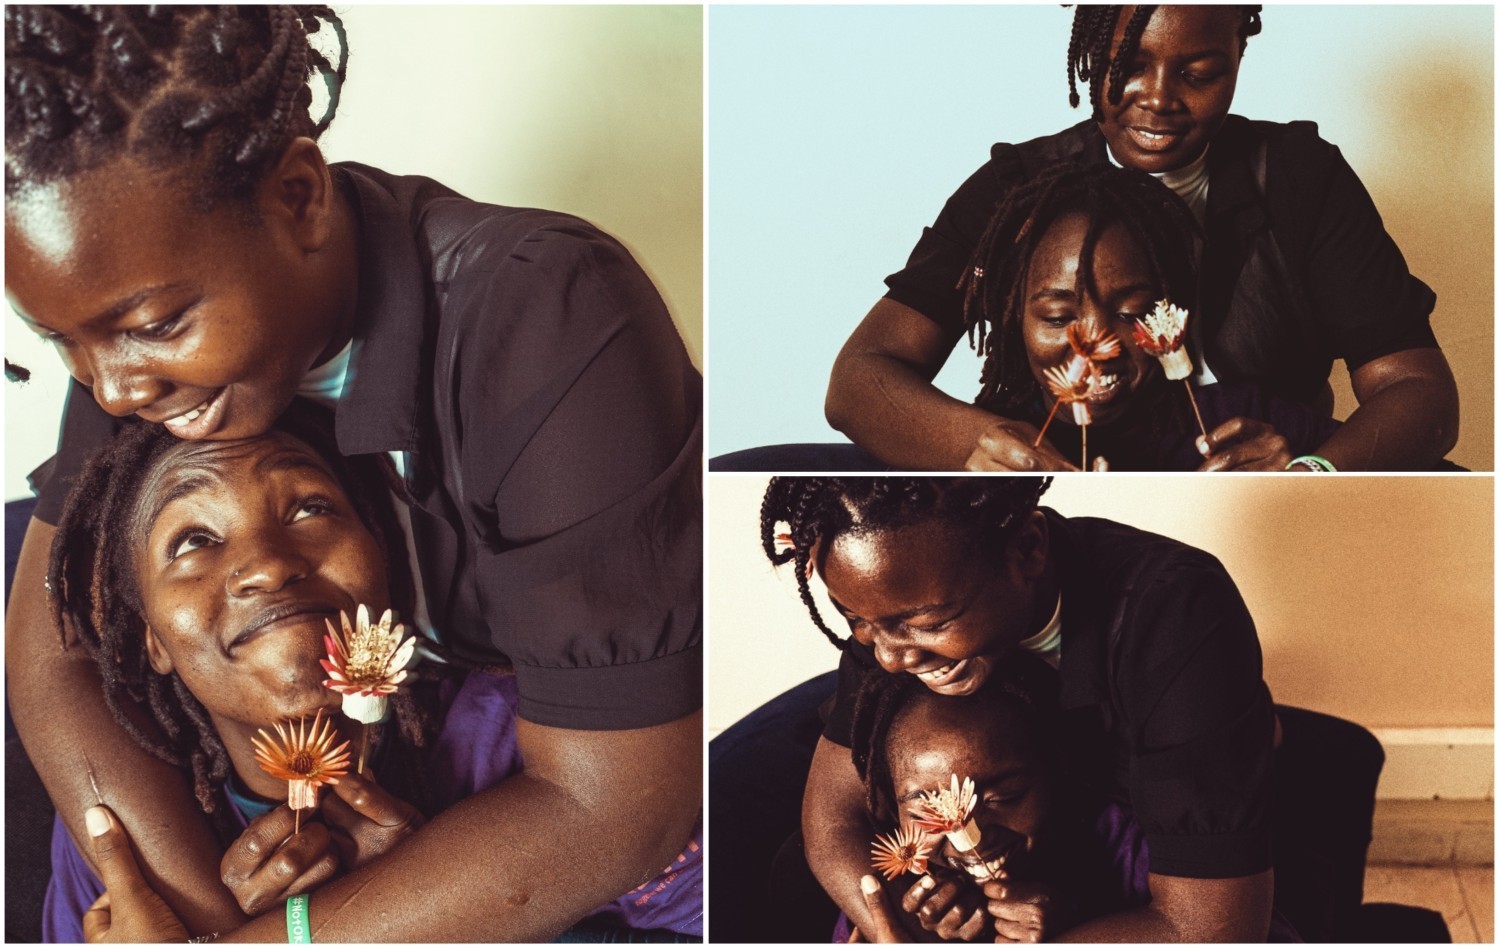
[4,5,702,500]
[708,475,1494,737]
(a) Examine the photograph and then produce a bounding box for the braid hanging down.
[1064,6,1263,119]
[759,477,1052,648]
[6,5,349,206]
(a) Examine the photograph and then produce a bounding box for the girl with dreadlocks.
[836,662,1300,942]
[711,476,1382,942]
[962,162,1339,471]
[41,403,702,942]
[825,5,1457,472]
[6,6,700,941]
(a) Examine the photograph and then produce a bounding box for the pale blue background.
[706,5,1494,469]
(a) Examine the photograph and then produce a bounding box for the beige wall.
[708,475,1494,736]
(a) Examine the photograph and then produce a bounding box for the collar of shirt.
[1017,590,1063,668]
[297,338,353,408]
[329,162,432,459]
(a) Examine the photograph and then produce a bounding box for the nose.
[228,531,312,597]
[90,350,167,418]
[872,635,923,674]
[1134,64,1182,115]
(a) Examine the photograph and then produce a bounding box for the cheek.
[324,532,391,607]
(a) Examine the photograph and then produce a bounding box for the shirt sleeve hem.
[514,642,702,731]
[1145,829,1272,879]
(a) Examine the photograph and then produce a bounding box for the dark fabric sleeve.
[446,222,702,731]
[28,379,129,525]
[1271,125,1439,370]
[820,643,880,748]
[1194,382,1341,456]
[882,150,1021,336]
[1115,553,1276,879]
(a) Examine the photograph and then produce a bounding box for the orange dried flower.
[871,826,935,880]
[252,709,351,811]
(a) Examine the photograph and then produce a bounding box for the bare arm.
[803,736,887,936]
[1047,870,1273,943]
[5,517,248,935]
[826,299,1077,472]
[1315,348,1459,470]
[216,711,701,942]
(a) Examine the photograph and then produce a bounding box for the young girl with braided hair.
[958,162,1340,471]
[826,4,1458,472]
[41,403,702,942]
[7,6,701,940]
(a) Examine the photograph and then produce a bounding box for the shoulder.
[1214,115,1345,184]
[988,119,1104,179]
[1061,513,1231,590]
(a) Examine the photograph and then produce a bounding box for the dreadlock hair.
[6,5,348,209]
[957,162,1199,414]
[847,653,1061,826]
[760,477,1051,649]
[45,398,469,840]
[1065,5,1263,118]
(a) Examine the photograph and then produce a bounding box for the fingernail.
[919,875,936,890]
[85,805,111,838]
[860,875,880,895]
[1196,436,1209,455]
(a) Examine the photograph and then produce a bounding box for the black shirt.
[30,162,702,732]
[823,510,1275,880]
[884,116,1439,404]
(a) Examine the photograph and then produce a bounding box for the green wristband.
[286,894,311,944]
[1286,454,1337,473]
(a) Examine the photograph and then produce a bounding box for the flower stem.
[294,807,301,835]
[1033,401,1062,448]
[1081,423,1088,471]
[1184,380,1207,439]
[358,724,369,775]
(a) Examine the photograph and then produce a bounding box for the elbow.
[825,359,856,436]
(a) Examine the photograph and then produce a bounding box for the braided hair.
[848,654,1061,825]
[6,5,348,207]
[760,477,1051,648]
[45,400,458,838]
[1066,5,1263,119]
[957,163,1198,413]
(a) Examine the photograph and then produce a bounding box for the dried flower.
[1043,355,1093,427]
[1066,322,1122,363]
[1133,300,1194,381]
[252,709,351,811]
[321,605,416,724]
[871,826,935,880]
[911,774,978,836]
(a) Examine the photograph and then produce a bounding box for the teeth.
[917,661,958,681]
[164,399,210,428]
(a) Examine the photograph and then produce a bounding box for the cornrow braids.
[760,477,1051,649]
[45,399,465,836]
[1065,5,1263,119]
[957,162,1198,415]
[5,5,349,208]
[848,654,1062,826]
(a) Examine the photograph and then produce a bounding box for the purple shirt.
[44,672,702,941]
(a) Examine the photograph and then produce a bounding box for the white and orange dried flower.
[871,825,935,881]
[1043,355,1094,427]
[1133,299,1194,381]
[252,709,352,811]
[1065,322,1123,363]
[321,605,417,724]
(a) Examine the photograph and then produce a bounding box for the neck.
[311,185,361,369]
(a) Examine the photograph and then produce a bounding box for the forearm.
[1318,352,1459,470]
[1054,871,1273,943]
[802,738,884,936]
[5,519,247,935]
[826,349,1001,470]
[221,712,701,942]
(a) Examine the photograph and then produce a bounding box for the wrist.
[1285,454,1337,473]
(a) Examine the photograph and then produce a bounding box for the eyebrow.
[143,471,219,537]
[252,449,334,479]
[827,592,963,625]
[21,283,192,334]
[1030,281,1158,305]
[897,767,1030,803]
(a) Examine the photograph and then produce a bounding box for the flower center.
[289,750,316,775]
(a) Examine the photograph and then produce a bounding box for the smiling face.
[1095,5,1244,173]
[5,151,349,440]
[887,692,1053,879]
[1022,212,1160,427]
[130,432,388,751]
[820,516,1050,697]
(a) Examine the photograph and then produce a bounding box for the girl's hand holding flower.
[1195,417,1293,472]
[220,807,342,917]
[982,879,1067,944]
[965,419,1080,472]
[320,771,426,870]
[898,872,989,941]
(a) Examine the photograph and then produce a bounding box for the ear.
[1010,511,1051,581]
[143,624,175,676]
[257,137,335,254]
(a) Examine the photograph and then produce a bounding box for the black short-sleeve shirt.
[884,117,1439,403]
[29,162,702,732]
[823,510,1276,880]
